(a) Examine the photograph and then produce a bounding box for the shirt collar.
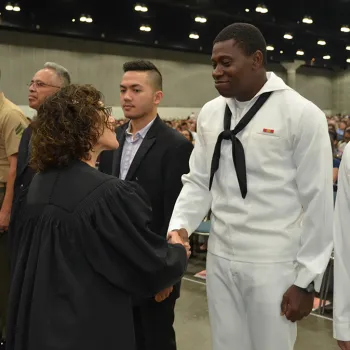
[225,71,291,108]
[126,117,156,139]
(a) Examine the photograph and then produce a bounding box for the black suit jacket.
[9,126,36,271]
[99,116,193,299]
[13,126,35,203]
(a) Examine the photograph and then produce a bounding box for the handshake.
[154,229,191,303]
[167,229,191,259]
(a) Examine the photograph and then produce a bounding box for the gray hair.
[44,62,71,87]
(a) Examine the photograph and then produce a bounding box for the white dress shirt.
[169,72,333,290]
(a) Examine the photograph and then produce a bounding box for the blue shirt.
[119,118,156,180]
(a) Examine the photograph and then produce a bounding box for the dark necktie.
[209,91,272,198]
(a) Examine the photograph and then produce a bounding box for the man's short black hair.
[123,60,163,90]
[213,23,267,66]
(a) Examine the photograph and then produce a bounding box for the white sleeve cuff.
[294,267,317,290]
[168,221,193,237]
[334,322,350,341]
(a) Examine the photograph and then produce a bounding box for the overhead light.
[5,2,20,11]
[256,4,268,13]
[195,16,207,23]
[189,32,199,39]
[266,45,274,51]
[296,50,304,56]
[5,3,13,11]
[245,8,250,12]
[280,50,284,54]
[317,40,326,46]
[284,33,293,40]
[140,25,151,32]
[323,55,331,60]
[302,16,313,24]
[72,18,75,22]
[79,14,92,23]
[346,46,350,51]
[347,58,350,63]
[135,4,148,12]
[341,25,350,33]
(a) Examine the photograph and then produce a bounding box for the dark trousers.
[0,190,9,338]
[133,296,177,350]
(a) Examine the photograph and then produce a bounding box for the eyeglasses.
[27,80,61,89]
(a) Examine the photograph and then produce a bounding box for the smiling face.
[211,39,264,100]
[119,71,163,120]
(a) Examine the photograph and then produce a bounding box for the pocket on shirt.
[248,132,289,167]
[251,132,287,152]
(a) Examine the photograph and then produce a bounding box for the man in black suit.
[99,60,193,350]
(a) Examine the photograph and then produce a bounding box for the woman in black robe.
[6,84,189,350]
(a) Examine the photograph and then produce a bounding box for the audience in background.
[337,121,347,141]
[181,129,194,144]
[327,115,350,159]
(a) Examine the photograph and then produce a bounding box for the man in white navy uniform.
[333,143,350,350]
[168,23,333,350]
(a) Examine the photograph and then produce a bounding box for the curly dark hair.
[30,84,113,172]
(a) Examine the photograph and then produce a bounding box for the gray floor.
[174,272,337,350]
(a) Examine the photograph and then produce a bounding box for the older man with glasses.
[14,61,70,194]
[8,62,71,280]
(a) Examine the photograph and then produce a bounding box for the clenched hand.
[281,285,314,322]
[0,211,10,232]
[155,286,173,302]
[167,230,191,258]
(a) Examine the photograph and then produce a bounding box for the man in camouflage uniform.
[0,70,29,348]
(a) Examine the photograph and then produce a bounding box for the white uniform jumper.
[169,72,334,350]
[334,143,350,341]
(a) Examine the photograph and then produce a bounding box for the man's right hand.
[338,341,350,350]
[167,230,191,258]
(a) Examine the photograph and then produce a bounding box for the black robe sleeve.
[80,179,188,298]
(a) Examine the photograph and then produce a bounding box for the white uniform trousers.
[206,252,297,350]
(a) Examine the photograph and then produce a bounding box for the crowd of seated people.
[115,116,197,143]
[327,114,350,194]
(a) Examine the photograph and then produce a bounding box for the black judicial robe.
[6,161,187,350]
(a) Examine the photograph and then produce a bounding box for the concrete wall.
[0,30,344,118]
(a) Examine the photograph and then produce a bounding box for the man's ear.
[154,90,164,105]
